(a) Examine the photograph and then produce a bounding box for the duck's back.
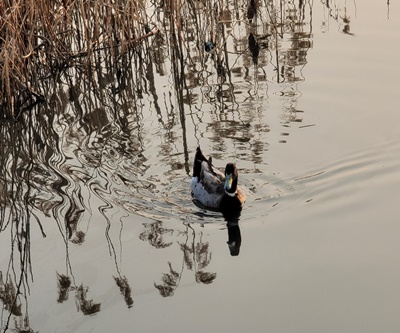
[190,161,225,208]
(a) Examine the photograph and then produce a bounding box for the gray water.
[1,1,400,332]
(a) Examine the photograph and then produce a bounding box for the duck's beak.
[224,174,233,190]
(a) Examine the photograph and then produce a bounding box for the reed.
[0,0,155,119]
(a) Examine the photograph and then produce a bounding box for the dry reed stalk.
[0,0,157,120]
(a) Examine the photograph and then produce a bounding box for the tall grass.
[0,0,155,119]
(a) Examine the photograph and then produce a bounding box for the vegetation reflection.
[154,223,217,297]
[0,0,363,331]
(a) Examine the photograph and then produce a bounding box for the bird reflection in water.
[191,202,243,257]
[223,209,242,256]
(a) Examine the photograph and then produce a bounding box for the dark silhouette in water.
[247,0,257,22]
[223,209,242,256]
[248,33,260,64]
[227,222,242,256]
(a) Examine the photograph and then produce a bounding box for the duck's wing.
[205,157,226,181]
[236,187,246,206]
[200,161,225,195]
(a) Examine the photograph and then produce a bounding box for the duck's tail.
[195,147,208,162]
[192,147,209,178]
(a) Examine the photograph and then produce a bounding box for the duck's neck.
[225,190,236,197]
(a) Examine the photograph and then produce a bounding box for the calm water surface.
[1,1,400,332]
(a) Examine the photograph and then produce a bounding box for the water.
[1,1,400,332]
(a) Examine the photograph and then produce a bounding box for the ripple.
[289,138,400,215]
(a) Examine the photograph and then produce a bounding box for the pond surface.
[1,1,400,332]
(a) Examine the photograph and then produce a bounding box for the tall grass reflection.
[0,0,321,331]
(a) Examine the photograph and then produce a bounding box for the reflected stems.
[1,113,42,333]
[154,222,216,297]
[180,223,216,284]
[220,13,238,110]
[88,169,134,308]
[265,1,283,83]
[170,25,190,175]
[387,0,390,19]
[88,168,120,271]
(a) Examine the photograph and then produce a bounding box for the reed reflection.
[321,0,357,35]
[56,273,101,316]
[0,0,324,330]
[139,221,173,249]
[153,223,217,297]
[0,117,44,333]
[113,276,134,309]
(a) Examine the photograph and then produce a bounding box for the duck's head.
[224,163,238,196]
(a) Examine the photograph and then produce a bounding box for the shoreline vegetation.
[0,0,158,119]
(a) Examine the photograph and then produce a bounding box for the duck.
[190,147,246,212]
